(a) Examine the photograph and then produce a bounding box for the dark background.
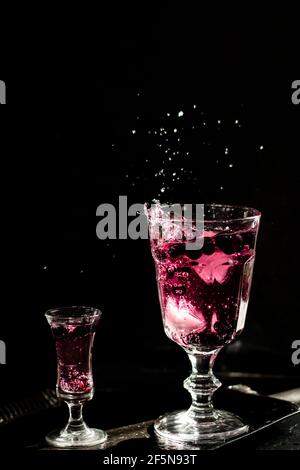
[0,5,299,424]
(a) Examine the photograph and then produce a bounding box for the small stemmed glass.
[45,306,107,447]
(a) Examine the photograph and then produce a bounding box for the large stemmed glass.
[45,306,107,447]
[146,203,261,444]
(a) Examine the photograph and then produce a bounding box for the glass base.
[154,409,248,445]
[46,427,107,448]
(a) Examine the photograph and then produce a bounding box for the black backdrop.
[0,5,299,407]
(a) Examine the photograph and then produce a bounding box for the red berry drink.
[51,322,95,396]
[152,229,256,353]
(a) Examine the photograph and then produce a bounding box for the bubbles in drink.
[151,227,256,352]
[51,323,95,395]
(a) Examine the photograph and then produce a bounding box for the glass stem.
[184,352,221,422]
[65,401,87,433]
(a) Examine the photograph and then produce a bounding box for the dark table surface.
[1,355,299,456]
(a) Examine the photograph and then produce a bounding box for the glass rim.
[145,203,261,223]
[45,306,102,320]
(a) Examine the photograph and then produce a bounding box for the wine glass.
[45,306,107,447]
[145,203,261,444]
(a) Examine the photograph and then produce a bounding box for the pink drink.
[51,322,95,396]
[152,230,256,352]
[45,307,107,448]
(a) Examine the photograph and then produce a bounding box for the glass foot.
[46,427,107,448]
[154,410,248,445]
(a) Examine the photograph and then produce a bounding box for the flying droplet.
[173,128,177,133]
[132,129,136,134]
[178,110,184,117]
[259,145,264,150]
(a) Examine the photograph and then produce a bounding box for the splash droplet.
[178,110,184,117]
